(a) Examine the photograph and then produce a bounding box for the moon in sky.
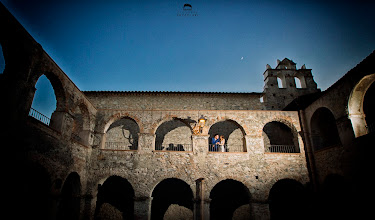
[241,57,244,60]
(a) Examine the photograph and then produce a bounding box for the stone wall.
[84,91,264,110]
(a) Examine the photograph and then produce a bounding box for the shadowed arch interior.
[310,107,341,151]
[95,176,134,220]
[151,178,194,220]
[155,119,192,151]
[57,172,81,220]
[268,179,308,220]
[105,117,140,150]
[209,179,251,220]
[208,120,246,152]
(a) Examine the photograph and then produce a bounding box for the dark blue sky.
[1,0,374,116]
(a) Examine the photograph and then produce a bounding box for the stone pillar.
[245,134,263,155]
[138,133,155,152]
[349,113,367,137]
[134,196,152,220]
[202,199,211,220]
[192,135,209,156]
[50,110,74,137]
[194,178,204,220]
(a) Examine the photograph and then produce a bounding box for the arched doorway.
[310,107,341,151]
[263,121,299,153]
[29,75,57,125]
[105,117,140,150]
[210,179,251,220]
[57,172,81,220]
[268,179,307,220]
[208,120,246,152]
[151,178,194,220]
[95,176,134,220]
[155,119,193,151]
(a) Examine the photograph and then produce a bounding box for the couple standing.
[211,134,226,152]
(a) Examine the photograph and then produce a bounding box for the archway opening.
[151,178,194,220]
[208,120,246,152]
[95,176,134,220]
[105,117,140,150]
[72,104,91,145]
[57,172,81,220]
[363,81,375,133]
[294,77,303,88]
[263,121,299,153]
[310,107,341,151]
[268,179,307,220]
[210,179,251,220]
[277,77,284,88]
[155,119,192,151]
[29,75,57,125]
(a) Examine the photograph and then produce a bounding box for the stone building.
[1,3,374,220]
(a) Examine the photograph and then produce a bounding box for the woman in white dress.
[218,135,226,152]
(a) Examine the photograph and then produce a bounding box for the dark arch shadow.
[155,119,192,150]
[57,172,81,220]
[94,176,134,220]
[268,179,308,220]
[310,107,341,151]
[210,179,251,220]
[151,178,194,220]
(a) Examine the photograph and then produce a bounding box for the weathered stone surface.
[163,204,193,220]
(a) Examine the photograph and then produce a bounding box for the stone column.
[245,134,263,155]
[349,113,367,137]
[194,178,204,220]
[50,110,74,137]
[138,133,155,152]
[134,196,152,220]
[202,198,211,220]
[192,135,209,156]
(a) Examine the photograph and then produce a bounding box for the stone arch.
[57,172,81,220]
[209,179,251,220]
[348,73,375,137]
[104,116,140,150]
[310,107,341,151]
[30,71,67,113]
[208,119,247,152]
[103,112,143,134]
[151,178,194,220]
[262,121,300,153]
[294,76,304,88]
[268,178,308,219]
[277,76,285,88]
[155,118,193,151]
[71,102,92,145]
[94,175,135,220]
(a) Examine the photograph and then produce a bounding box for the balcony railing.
[266,145,299,153]
[209,144,245,152]
[155,144,192,152]
[29,107,50,125]
[104,142,138,150]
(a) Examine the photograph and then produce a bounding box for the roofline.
[83,91,263,95]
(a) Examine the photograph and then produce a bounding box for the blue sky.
[1,0,374,117]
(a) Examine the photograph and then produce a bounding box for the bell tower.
[263,58,320,110]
